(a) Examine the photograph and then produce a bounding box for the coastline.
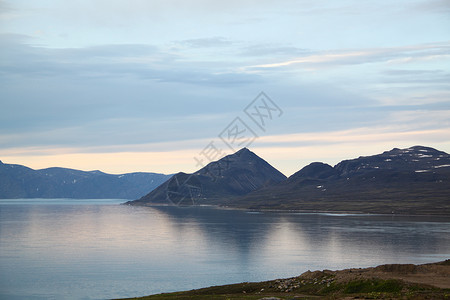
[125,202,450,217]
[116,260,450,300]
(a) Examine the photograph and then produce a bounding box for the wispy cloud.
[239,44,311,57]
[258,127,450,147]
[412,0,450,14]
[381,69,450,84]
[173,37,233,48]
[0,0,15,19]
[0,34,259,86]
[244,42,450,70]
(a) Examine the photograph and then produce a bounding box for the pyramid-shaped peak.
[229,147,257,159]
[203,148,258,167]
[236,147,251,154]
[131,147,286,206]
[194,147,286,180]
[222,147,254,159]
[199,148,252,167]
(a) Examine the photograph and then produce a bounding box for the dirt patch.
[305,259,450,289]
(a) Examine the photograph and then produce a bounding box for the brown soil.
[325,259,450,289]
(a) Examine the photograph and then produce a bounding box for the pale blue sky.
[1,0,449,175]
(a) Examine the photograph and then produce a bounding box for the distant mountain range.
[129,146,450,215]
[0,160,171,199]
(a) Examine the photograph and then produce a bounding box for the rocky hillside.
[128,148,287,206]
[227,146,450,214]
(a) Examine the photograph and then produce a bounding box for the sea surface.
[0,199,449,300]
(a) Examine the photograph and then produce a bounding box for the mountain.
[226,146,450,215]
[0,160,171,199]
[127,148,287,206]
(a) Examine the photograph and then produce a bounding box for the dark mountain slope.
[128,148,287,206]
[225,146,450,215]
[0,160,171,199]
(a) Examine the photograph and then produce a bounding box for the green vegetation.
[117,277,448,300]
[342,279,403,293]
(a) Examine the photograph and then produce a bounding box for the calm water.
[0,199,449,300]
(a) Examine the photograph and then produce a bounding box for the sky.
[0,0,449,176]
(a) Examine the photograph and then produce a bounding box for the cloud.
[174,37,233,48]
[0,34,260,86]
[383,69,445,76]
[258,127,450,146]
[0,0,14,19]
[413,0,450,14]
[2,33,448,152]
[381,69,450,84]
[244,42,450,70]
[1,0,449,176]
[239,44,311,57]
[0,0,10,12]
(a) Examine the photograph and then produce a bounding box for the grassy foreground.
[117,260,450,300]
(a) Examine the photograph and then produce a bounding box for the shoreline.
[126,203,450,217]
[116,260,450,300]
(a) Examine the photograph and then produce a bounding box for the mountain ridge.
[3,145,449,214]
[129,145,450,215]
[226,145,450,214]
[0,161,171,199]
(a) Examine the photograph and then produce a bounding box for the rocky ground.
[118,260,450,300]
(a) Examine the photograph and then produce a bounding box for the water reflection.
[151,206,450,271]
[0,202,449,300]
